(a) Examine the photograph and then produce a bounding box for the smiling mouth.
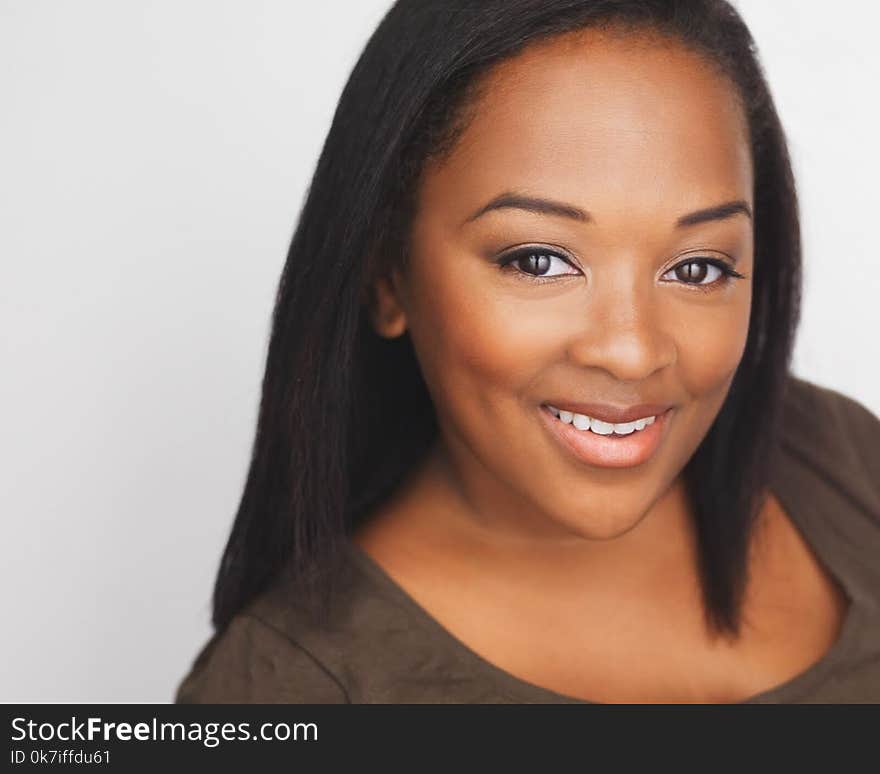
[539,404,673,468]
[544,404,663,436]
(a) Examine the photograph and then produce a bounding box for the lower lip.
[538,405,673,469]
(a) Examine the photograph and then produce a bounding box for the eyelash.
[495,247,747,292]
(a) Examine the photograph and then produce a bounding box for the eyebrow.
[463,192,753,228]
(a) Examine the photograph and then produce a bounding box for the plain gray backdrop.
[1,1,878,701]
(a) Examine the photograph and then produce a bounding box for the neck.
[382,435,699,583]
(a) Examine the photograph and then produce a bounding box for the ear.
[368,269,408,339]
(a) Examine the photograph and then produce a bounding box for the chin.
[575,518,647,542]
[550,502,651,542]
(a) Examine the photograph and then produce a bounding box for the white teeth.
[590,418,614,435]
[546,405,657,436]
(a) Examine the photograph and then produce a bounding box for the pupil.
[682,262,707,282]
[529,254,550,274]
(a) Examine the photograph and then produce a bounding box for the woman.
[175,0,880,703]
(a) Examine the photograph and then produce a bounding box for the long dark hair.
[211,0,801,641]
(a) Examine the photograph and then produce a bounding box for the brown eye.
[518,253,553,275]
[496,247,580,280]
[663,257,742,289]
[675,261,713,283]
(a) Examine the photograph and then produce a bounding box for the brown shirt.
[174,375,880,703]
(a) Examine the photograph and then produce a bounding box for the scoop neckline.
[344,445,865,704]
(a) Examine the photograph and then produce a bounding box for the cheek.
[402,257,563,421]
[675,289,752,400]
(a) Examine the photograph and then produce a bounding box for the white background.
[1,1,877,701]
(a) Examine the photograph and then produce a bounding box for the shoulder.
[174,612,350,704]
[775,374,880,516]
[779,375,879,465]
[173,544,419,704]
[173,552,372,704]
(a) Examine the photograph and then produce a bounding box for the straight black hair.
[211,0,801,641]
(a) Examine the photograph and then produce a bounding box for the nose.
[565,272,677,382]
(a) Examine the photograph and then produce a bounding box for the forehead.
[420,29,753,230]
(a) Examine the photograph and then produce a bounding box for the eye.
[494,248,747,290]
[495,247,580,282]
[662,257,745,291]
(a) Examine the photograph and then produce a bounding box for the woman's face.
[372,29,754,542]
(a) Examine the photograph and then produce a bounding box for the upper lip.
[543,402,674,424]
